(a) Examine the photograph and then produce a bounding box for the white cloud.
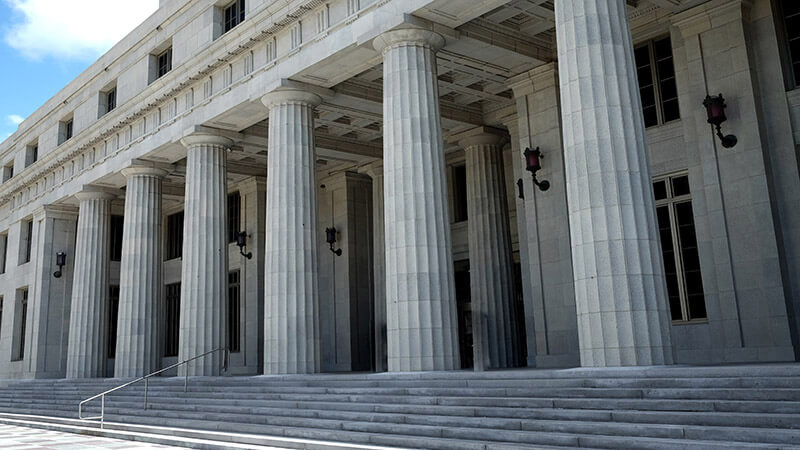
[8,114,24,125]
[4,0,159,61]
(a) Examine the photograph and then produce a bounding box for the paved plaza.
[0,424,179,450]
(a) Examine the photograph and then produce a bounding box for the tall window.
[654,173,707,323]
[164,282,181,357]
[21,219,33,265]
[25,144,38,167]
[65,120,74,141]
[224,0,245,33]
[634,36,679,128]
[107,88,117,112]
[779,0,800,87]
[0,233,7,274]
[166,211,184,260]
[13,289,28,361]
[157,47,173,78]
[107,286,120,358]
[110,215,124,261]
[451,165,468,223]
[0,296,4,339]
[1,163,12,182]
[228,191,241,243]
[228,270,241,353]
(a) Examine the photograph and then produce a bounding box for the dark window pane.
[164,283,181,357]
[228,271,241,353]
[634,45,651,68]
[228,192,241,243]
[637,66,653,87]
[653,37,672,60]
[675,201,707,319]
[660,77,678,100]
[166,212,184,260]
[657,59,675,80]
[671,175,691,196]
[18,291,28,359]
[640,86,656,108]
[643,105,658,128]
[662,98,680,123]
[107,286,119,358]
[452,165,468,222]
[653,180,668,201]
[782,0,800,16]
[110,215,124,261]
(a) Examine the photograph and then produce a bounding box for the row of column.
[64,0,673,377]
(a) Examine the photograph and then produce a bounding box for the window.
[347,0,360,15]
[451,165,468,222]
[290,22,303,49]
[59,119,74,145]
[223,0,245,33]
[228,270,241,353]
[634,36,679,128]
[110,215,124,262]
[779,0,800,87]
[0,233,7,273]
[20,219,33,265]
[2,162,14,182]
[25,143,38,167]
[158,47,173,79]
[164,282,181,357]
[166,211,184,260]
[99,86,117,118]
[107,286,120,358]
[653,173,707,323]
[228,191,241,243]
[266,37,277,62]
[106,88,116,113]
[0,297,4,338]
[12,288,28,361]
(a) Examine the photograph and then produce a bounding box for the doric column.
[555,0,673,366]
[260,88,321,374]
[459,129,517,370]
[178,133,231,376]
[114,167,166,378]
[365,162,387,372]
[66,190,114,378]
[373,29,460,371]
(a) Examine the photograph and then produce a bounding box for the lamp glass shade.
[56,252,66,266]
[236,232,247,248]
[326,227,337,245]
[703,94,727,126]
[524,147,541,173]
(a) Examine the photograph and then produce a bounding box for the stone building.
[0,0,798,380]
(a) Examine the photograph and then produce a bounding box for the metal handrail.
[78,347,229,429]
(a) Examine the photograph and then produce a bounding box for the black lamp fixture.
[516,178,525,199]
[703,94,737,148]
[53,252,66,278]
[523,147,550,192]
[325,227,342,256]
[235,231,253,259]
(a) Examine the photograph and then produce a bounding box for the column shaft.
[66,191,114,378]
[261,89,321,374]
[115,167,165,378]
[178,135,231,376]
[463,135,517,370]
[374,29,460,371]
[555,0,673,366]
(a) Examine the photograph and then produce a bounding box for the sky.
[0,0,160,141]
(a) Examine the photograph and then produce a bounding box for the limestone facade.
[0,0,798,379]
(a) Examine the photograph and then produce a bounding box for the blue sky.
[0,0,159,141]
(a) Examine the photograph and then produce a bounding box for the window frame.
[12,288,28,361]
[634,36,680,128]
[110,215,124,262]
[223,0,246,34]
[157,47,173,79]
[227,191,241,244]
[653,172,708,325]
[164,282,181,357]
[228,270,241,353]
[165,211,184,260]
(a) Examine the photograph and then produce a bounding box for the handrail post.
[184,364,189,393]
[101,395,105,430]
[144,377,148,410]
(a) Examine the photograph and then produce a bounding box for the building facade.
[0,0,798,379]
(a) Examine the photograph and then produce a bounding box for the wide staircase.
[0,364,799,449]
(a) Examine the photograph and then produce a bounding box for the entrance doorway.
[454,260,473,369]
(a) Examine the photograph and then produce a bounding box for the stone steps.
[0,365,799,449]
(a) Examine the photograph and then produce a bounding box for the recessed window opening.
[223,0,245,33]
[634,36,679,128]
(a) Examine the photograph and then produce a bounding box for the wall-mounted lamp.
[516,179,525,199]
[523,147,550,192]
[325,227,342,256]
[235,232,253,259]
[53,252,66,278]
[703,94,737,148]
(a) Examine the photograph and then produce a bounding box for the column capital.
[180,132,233,149]
[363,160,383,178]
[372,29,445,54]
[450,126,506,149]
[32,204,79,221]
[507,63,559,98]
[74,189,116,202]
[261,88,322,110]
[121,166,168,179]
